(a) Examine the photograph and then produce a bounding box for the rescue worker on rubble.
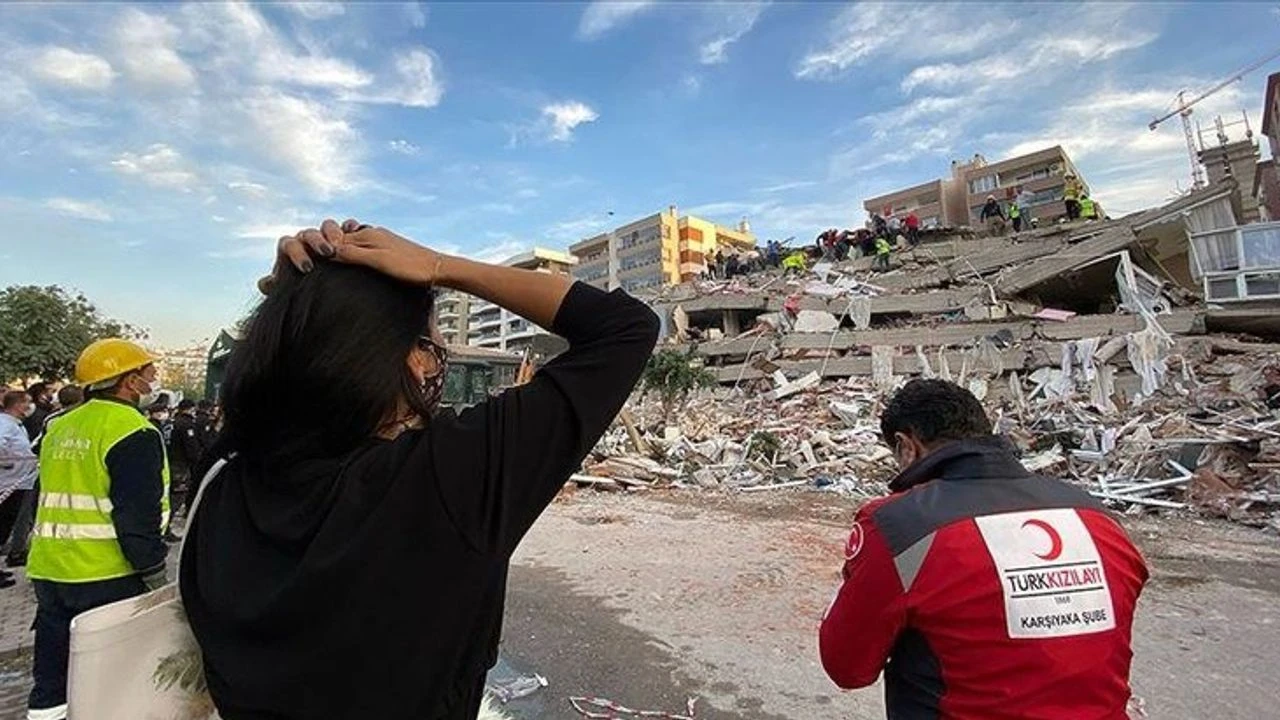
[1008,199,1023,233]
[980,195,1007,237]
[781,250,807,275]
[1064,173,1084,220]
[872,235,892,272]
[1079,193,1098,221]
[820,379,1148,719]
[26,339,170,720]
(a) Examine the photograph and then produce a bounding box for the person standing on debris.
[26,340,170,720]
[980,195,1007,237]
[0,390,38,590]
[872,235,892,271]
[1080,193,1098,221]
[782,249,807,275]
[765,240,780,268]
[872,212,888,239]
[903,212,921,247]
[1064,173,1084,220]
[1008,198,1024,233]
[820,379,1148,719]
[180,219,658,720]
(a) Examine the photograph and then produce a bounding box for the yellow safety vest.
[875,238,892,255]
[1080,197,1096,218]
[28,399,170,583]
[1008,203,1021,219]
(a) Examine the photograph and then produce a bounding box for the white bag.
[66,459,228,720]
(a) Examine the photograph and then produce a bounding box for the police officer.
[26,339,170,720]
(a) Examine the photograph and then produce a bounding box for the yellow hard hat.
[75,338,158,386]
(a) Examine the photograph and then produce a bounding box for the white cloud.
[112,8,196,89]
[342,49,443,108]
[467,239,528,264]
[110,144,200,191]
[901,29,1157,94]
[242,91,361,198]
[403,2,428,28]
[260,52,371,90]
[26,47,115,90]
[284,2,345,20]
[578,1,656,40]
[542,101,599,142]
[547,216,609,241]
[698,2,768,65]
[388,139,421,155]
[44,197,113,222]
[227,181,271,197]
[515,188,539,199]
[796,4,1016,80]
[753,180,818,194]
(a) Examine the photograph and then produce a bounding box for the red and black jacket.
[820,436,1148,719]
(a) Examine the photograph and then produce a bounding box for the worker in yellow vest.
[1063,173,1084,221]
[1079,193,1098,221]
[873,235,893,271]
[26,339,170,720]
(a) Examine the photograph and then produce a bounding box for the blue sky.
[1,1,1278,347]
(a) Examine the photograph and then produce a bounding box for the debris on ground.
[569,696,699,719]
[576,184,1280,530]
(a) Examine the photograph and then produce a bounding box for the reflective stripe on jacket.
[28,399,170,583]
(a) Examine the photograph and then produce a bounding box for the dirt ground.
[499,487,1280,719]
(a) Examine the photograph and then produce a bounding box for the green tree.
[0,285,145,383]
[640,348,717,420]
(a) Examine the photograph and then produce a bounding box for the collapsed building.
[580,181,1280,529]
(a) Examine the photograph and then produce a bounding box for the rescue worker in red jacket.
[820,379,1148,719]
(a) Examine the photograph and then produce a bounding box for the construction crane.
[1148,45,1280,189]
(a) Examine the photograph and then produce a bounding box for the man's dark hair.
[178,399,196,411]
[197,399,213,411]
[27,382,48,401]
[220,260,436,470]
[57,385,83,408]
[881,379,992,446]
[3,390,28,411]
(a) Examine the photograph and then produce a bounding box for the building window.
[1013,167,1052,183]
[1242,225,1280,268]
[969,174,998,194]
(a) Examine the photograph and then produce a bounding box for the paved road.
[0,491,1276,719]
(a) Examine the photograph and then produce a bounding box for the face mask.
[22,405,35,419]
[137,377,162,409]
[154,412,171,422]
[415,336,449,414]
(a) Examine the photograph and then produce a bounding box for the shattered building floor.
[578,182,1280,528]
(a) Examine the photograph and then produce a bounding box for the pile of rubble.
[577,183,1280,529]
[576,338,1280,529]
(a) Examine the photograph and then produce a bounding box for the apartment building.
[1199,136,1263,224]
[1256,72,1280,221]
[467,247,576,354]
[864,146,1089,228]
[436,289,471,347]
[569,206,756,292]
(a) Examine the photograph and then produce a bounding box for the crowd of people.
[0,382,222,572]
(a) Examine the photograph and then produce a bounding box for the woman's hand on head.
[258,219,443,294]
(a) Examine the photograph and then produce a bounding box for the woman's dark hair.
[219,260,436,469]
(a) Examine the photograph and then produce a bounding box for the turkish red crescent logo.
[844,522,864,560]
[1021,519,1064,560]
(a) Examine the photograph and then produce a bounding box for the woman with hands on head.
[180,219,659,720]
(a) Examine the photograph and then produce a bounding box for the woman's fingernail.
[320,242,336,257]
[301,259,314,273]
